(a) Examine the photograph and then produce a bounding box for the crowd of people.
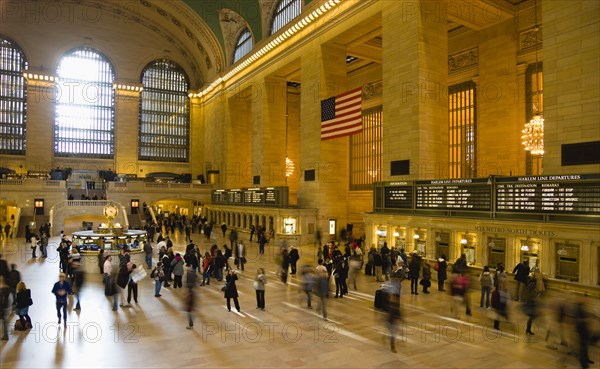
[0,226,598,368]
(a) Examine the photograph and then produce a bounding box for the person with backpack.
[479,265,494,309]
[171,253,184,289]
[453,254,468,275]
[435,255,448,292]
[15,281,32,330]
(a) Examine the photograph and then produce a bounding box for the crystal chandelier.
[522,114,544,156]
[285,157,295,177]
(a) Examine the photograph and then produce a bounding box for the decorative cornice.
[113,81,144,98]
[448,47,478,74]
[362,80,382,101]
[520,26,542,52]
[23,71,58,88]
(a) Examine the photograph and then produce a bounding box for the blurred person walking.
[479,266,494,309]
[15,281,33,330]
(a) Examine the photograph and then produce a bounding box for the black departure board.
[415,178,491,211]
[212,187,288,207]
[495,174,600,215]
[383,182,413,209]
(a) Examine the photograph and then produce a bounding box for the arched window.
[270,0,302,35]
[139,60,190,162]
[0,37,27,155]
[233,29,253,63]
[55,48,115,158]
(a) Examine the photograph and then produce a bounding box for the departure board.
[415,178,491,211]
[383,182,413,209]
[212,187,288,207]
[495,174,600,215]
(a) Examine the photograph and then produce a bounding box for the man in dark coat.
[512,259,531,301]
[289,247,300,275]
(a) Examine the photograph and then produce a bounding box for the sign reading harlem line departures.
[415,178,491,211]
[495,174,600,215]
[212,187,289,208]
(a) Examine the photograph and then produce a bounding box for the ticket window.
[415,240,426,256]
[460,234,476,265]
[376,227,387,248]
[555,242,579,282]
[283,218,297,235]
[487,237,506,268]
[520,238,540,269]
[393,228,406,249]
[435,232,450,259]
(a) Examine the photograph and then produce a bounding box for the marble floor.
[0,232,597,369]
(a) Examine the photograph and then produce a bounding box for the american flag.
[320,87,363,140]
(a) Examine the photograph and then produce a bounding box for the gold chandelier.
[285,157,295,177]
[522,114,544,156]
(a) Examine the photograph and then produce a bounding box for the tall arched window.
[233,29,253,63]
[0,37,27,155]
[55,48,115,158]
[270,0,301,35]
[139,60,190,162]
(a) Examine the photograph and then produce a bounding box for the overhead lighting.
[522,115,544,155]
[460,238,468,245]
[413,234,420,240]
[285,157,295,177]
[521,245,530,252]
[393,232,400,237]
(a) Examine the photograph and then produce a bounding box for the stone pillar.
[252,76,287,186]
[298,42,349,233]
[225,88,252,188]
[477,20,521,177]
[23,75,56,171]
[542,0,600,174]
[113,84,142,174]
[382,0,448,180]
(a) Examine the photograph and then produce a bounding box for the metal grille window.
[0,37,27,155]
[350,105,382,191]
[55,48,115,158]
[139,60,190,162]
[448,81,477,179]
[525,62,543,175]
[233,29,253,63]
[270,0,302,35]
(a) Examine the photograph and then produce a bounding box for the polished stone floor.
[0,232,597,369]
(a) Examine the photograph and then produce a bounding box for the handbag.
[253,281,260,290]
[221,284,228,292]
[434,261,439,271]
